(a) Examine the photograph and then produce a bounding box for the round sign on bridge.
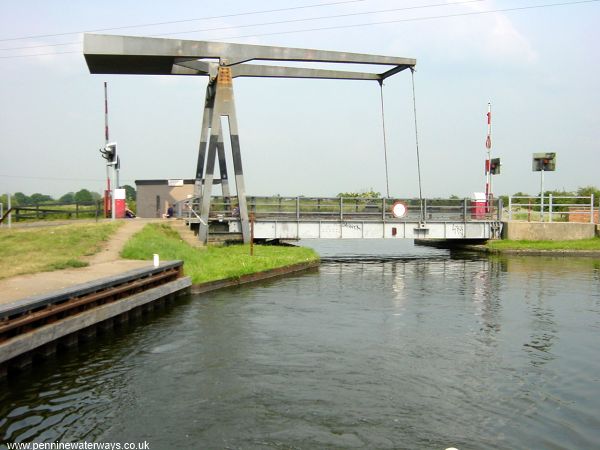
[391,201,408,218]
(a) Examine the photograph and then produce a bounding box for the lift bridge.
[84,34,502,243]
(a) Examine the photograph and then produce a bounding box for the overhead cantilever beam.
[83,34,416,81]
[175,59,381,81]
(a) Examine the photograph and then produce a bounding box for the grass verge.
[0,222,122,279]
[121,223,320,284]
[487,237,600,251]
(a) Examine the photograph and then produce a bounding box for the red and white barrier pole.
[485,102,492,211]
[104,82,116,220]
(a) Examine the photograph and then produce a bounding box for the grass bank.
[487,237,600,252]
[121,223,319,284]
[0,222,122,279]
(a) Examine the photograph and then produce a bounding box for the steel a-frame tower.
[84,34,416,243]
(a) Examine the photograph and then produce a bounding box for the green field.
[121,223,320,284]
[487,237,600,251]
[0,222,122,279]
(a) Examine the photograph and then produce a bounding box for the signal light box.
[532,152,556,172]
[490,158,501,175]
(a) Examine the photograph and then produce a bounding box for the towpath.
[0,219,161,305]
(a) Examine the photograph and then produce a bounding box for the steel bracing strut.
[84,34,416,243]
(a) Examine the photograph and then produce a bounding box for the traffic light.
[532,152,556,171]
[100,142,117,165]
[490,158,501,175]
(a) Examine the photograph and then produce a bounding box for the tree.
[90,191,102,202]
[30,193,54,204]
[122,184,136,201]
[576,186,600,204]
[74,189,93,203]
[337,189,381,198]
[59,192,75,203]
[511,192,531,205]
[13,192,31,206]
[544,189,575,212]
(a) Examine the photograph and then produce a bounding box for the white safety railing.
[176,196,503,222]
[507,195,597,223]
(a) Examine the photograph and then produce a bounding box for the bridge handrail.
[507,194,597,223]
[178,195,502,222]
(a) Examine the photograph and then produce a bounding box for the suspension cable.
[410,68,425,221]
[378,81,390,198]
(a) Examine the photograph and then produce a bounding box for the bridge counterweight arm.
[83,34,416,80]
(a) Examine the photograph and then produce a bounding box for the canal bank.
[416,221,600,256]
[0,221,319,375]
[0,261,191,374]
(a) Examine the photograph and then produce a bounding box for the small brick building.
[135,179,195,218]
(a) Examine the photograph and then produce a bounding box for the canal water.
[1,241,599,449]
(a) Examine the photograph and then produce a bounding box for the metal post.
[296,196,300,220]
[591,193,595,224]
[195,85,214,198]
[539,168,544,222]
[423,198,428,220]
[508,196,512,221]
[250,213,254,256]
[7,193,11,228]
[222,71,251,244]
[111,163,116,221]
[340,197,344,220]
[549,194,553,222]
[382,198,386,220]
[198,119,218,242]
[497,197,503,221]
[463,197,468,221]
[485,102,492,211]
[217,134,231,200]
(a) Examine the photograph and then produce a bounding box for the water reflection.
[1,245,599,449]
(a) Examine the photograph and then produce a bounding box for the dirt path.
[0,219,161,305]
[85,218,160,264]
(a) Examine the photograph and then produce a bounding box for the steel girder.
[83,34,416,80]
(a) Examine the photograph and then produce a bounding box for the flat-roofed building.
[135,179,195,218]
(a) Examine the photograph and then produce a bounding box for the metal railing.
[0,201,103,223]
[175,196,503,222]
[507,195,597,223]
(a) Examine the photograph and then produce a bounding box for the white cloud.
[488,13,537,63]
[381,0,538,66]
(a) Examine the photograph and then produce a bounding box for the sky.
[0,0,599,199]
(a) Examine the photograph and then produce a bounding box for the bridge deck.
[179,196,503,241]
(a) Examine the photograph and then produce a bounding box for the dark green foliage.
[30,193,54,204]
[122,184,137,201]
[336,189,381,198]
[576,186,600,204]
[13,192,31,205]
[74,189,93,203]
[59,192,75,203]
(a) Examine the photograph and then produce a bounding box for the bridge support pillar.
[197,66,250,243]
